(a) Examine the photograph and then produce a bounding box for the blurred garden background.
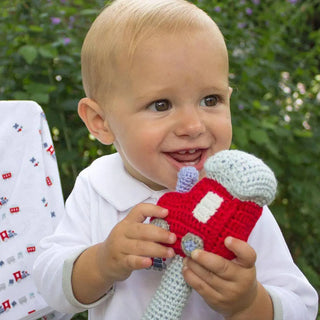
[1,0,319,319]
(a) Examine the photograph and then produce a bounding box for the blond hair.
[81,0,223,105]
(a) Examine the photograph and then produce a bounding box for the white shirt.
[33,153,318,320]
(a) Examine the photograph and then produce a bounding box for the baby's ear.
[78,97,115,145]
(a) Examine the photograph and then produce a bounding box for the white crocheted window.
[192,192,223,223]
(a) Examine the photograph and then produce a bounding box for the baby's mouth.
[165,149,207,168]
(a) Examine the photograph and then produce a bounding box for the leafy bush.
[1,0,319,319]
[199,0,320,292]
[0,0,113,195]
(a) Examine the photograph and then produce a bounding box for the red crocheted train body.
[155,178,262,260]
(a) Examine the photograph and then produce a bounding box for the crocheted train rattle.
[141,150,277,320]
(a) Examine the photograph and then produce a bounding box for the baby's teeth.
[177,149,197,154]
[185,161,197,165]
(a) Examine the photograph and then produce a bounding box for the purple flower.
[237,22,247,29]
[51,17,61,25]
[68,16,75,29]
[245,8,253,15]
[214,6,221,12]
[288,0,298,3]
[238,104,244,110]
[252,0,260,4]
[63,37,71,45]
[60,0,67,3]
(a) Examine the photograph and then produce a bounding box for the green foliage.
[198,0,320,311]
[0,0,113,195]
[196,0,320,294]
[201,0,320,293]
[0,0,319,319]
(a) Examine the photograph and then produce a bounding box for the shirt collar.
[87,153,167,211]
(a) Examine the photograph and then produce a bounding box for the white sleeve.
[249,207,318,320]
[33,172,109,314]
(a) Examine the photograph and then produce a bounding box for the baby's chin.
[198,168,206,180]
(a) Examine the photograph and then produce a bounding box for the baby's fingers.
[124,203,176,245]
[125,203,169,223]
[126,222,176,245]
[187,249,232,279]
[124,239,175,260]
[224,237,256,268]
[184,237,256,281]
[126,255,153,270]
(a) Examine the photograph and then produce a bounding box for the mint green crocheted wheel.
[181,233,204,257]
[151,218,169,231]
[204,150,277,207]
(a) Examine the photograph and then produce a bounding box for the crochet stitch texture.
[142,150,277,320]
[204,149,277,207]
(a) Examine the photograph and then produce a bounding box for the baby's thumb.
[224,236,256,268]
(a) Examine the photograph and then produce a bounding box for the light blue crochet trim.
[141,255,191,320]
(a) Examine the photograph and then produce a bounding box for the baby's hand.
[182,237,272,319]
[97,203,176,284]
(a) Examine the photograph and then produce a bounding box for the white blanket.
[0,101,72,320]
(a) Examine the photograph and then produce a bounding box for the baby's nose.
[174,108,205,138]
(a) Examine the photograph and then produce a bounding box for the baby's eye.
[200,95,220,107]
[148,99,172,112]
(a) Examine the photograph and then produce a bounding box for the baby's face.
[105,28,232,190]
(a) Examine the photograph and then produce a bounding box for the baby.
[33,0,318,319]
